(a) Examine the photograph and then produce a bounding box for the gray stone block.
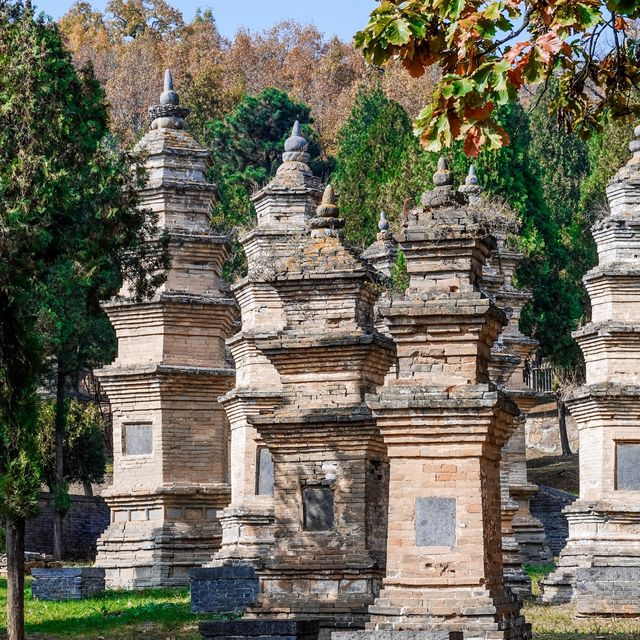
[415,497,456,547]
[616,443,640,490]
[190,563,259,613]
[333,631,463,640]
[31,567,105,601]
[200,619,320,640]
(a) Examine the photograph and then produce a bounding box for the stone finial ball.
[284,120,308,153]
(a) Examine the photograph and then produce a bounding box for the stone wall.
[191,564,259,613]
[525,401,579,458]
[530,485,577,557]
[31,567,105,600]
[26,493,110,560]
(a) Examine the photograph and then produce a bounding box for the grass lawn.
[0,577,218,639]
[2,573,640,639]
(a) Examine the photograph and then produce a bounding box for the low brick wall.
[200,620,320,640]
[26,493,110,560]
[530,485,578,557]
[190,563,259,613]
[31,567,105,600]
[576,567,640,616]
[334,633,463,640]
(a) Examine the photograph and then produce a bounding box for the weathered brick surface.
[475,181,551,594]
[200,619,320,640]
[191,564,259,613]
[31,567,105,601]
[94,72,234,589]
[530,485,577,557]
[201,128,394,629]
[358,159,530,640]
[542,124,640,614]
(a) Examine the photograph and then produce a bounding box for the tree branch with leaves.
[355,0,640,155]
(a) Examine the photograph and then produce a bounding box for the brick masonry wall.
[31,567,105,600]
[26,493,110,560]
[530,485,577,557]
[191,564,259,613]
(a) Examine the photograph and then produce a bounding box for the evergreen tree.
[206,87,330,276]
[522,89,593,369]
[37,399,108,495]
[332,86,434,250]
[0,5,168,636]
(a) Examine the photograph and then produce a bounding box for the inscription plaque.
[123,423,153,456]
[616,443,640,490]
[415,497,456,547]
[256,447,275,496]
[303,486,334,531]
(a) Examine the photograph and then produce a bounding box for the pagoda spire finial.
[378,210,389,232]
[433,156,453,187]
[310,183,345,237]
[285,121,308,153]
[149,68,189,131]
[459,164,483,201]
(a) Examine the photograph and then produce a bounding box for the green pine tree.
[206,88,331,277]
[0,5,168,635]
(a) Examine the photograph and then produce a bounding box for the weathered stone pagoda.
[336,159,530,640]
[194,125,395,633]
[95,71,236,588]
[542,123,640,615]
[465,169,552,597]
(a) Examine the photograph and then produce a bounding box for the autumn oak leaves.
[355,0,640,156]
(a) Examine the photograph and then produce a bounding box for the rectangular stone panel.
[415,497,456,547]
[303,486,334,531]
[256,447,275,496]
[122,423,152,456]
[616,443,640,490]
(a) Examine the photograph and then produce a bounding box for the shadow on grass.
[0,578,224,639]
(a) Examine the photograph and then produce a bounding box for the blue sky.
[35,0,378,41]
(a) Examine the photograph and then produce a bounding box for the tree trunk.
[53,361,66,561]
[6,516,25,640]
[558,395,573,456]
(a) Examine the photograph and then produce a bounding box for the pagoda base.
[249,567,384,633]
[511,484,552,564]
[191,505,275,613]
[365,586,531,640]
[95,487,229,589]
[503,533,532,599]
[541,501,640,614]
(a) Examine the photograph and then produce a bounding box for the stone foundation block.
[333,632,463,640]
[190,564,259,613]
[576,567,640,615]
[200,619,320,640]
[31,567,105,601]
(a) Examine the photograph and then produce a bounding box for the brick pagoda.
[464,169,552,597]
[338,159,531,640]
[95,71,235,588]
[244,127,395,633]
[542,123,640,615]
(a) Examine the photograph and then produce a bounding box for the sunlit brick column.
[95,71,235,588]
[463,169,552,597]
[336,159,530,640]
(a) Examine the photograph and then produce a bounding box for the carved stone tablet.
[303,486,334,531]
[616,443,640,490]
[256,447,275,496]
[122,423,153,456]
[415,497,456,547]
